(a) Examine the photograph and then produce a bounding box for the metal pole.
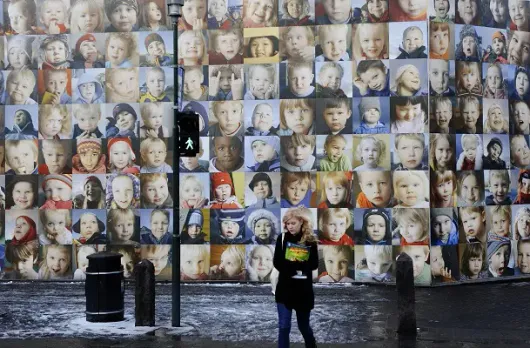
[168,0,183,328]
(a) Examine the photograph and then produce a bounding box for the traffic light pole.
[167,0,183,328]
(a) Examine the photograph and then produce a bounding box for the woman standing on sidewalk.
[273,207,318,348]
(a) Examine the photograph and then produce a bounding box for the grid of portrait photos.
[0,0,178,281]
[177,0,530,286]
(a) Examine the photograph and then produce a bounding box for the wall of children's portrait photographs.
[1,0,530,287]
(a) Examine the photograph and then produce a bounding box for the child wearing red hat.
[40,174,73,209]
[10,215,37,245]
[107,137,140,174]
[72,34,105,69]
[209,172,243,209]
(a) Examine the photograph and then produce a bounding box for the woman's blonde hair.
[282,206,317,244]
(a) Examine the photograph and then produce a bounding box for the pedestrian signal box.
[177,111,200,157]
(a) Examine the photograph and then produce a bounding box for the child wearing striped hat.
[107,137,140,174]
[144,33,173,67]
[72,138,107,174]
[40,174,73,209]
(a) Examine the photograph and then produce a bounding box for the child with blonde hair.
[316,25,350,62]
[106,173,141,209]
[179,175,208,209]
[318,246,353,283]
[486,169,511,205]
[429,134,454,171]
[37,0,68,34]
[105,33,138,68]
[39,209,72,245]
[355,245,393,283]
[319,134,352,171]
[243,0,278,27]
[180,245,210,280]
[457,171,483,206]
[140,103,170,138]
[396,26,427,59]
[140,173,173,208]
[356,171,394,208]
[277,99,315,135]
[484,103,508,134]
[208,29,243,64]
[431,97,453,133]
[5,140,38,175]
[40,174,73,209]
[140,209,171,244]
[459,206,486,243]
[38,105,71,140]
[246,245,275,281]
[279,0,312,25]
[69,0,105,33]
[281,62,315,98]
[6,69,37,105]
[107,138,140,174]
[457,134,483,170]
[400,245,430,285]
[73,245,97,280]
[106,68,140,103]
[281,172,312,208]
[487,205,511,241]
[39,35,71,70]
[245,103,278,136]
[391,65,426,97]
[72,104,103,139]
[318,208,353,245]
[38,245,72,280]
[430,170,457,208]
[354,136,386,171]
[209,101,244,136]
[6,0,38,35]
[514,207,530,240]
[393,171,429,208]
[244,64,277,100]
[178,30,208,65]
[316,63,347,98]
[318,172,353,208]
[210,246,246,280]
[40,70,72,105]
[393,133,428,170]
[280,26,315,62]
[141,67,172,102]
[483,64,507,99]
[456,61,482,96]
[352,23,389,61]
[140,137,172,173]
[393,208,429,245]
[39,139,71,174]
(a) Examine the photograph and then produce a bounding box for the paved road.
[1,281,530,346]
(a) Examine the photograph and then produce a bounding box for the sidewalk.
[1,281,530,346]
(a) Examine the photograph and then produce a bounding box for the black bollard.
[396,252,417,336]
[135,259,155,326]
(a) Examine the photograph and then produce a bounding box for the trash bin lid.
[87,251,123,272]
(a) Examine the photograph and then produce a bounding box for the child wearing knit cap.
[73,175,106,209]
[39,139,72,174]
[107,137,140,174]
[38,209,72,245]
[140,208,172,244]
[354,98,387,134]
[72,211,107,244]
[483,31,508,64]
[105,33,137,68]
[246,136,280,172]
[69,0,105,33]
[487,238,514,277]
[455,25,482,62]
[144,33,173,67]
[5,139,39,175]
[212,209,249,244]
[72,138,107,174]
[72,104,103,139]
[6,175,38,209]
[246,172,280,208]
[358,208,391,245]
[106,103,138,138]
[209,172,242,209]
[39,34,71,69]
[5,36,34,70]
[391,65,427,97]
[140,137,173,173]
[106,172,141,209]
[38,245,73,279]
[140,173,174,208]
[72,34,105,69]
[247,209,279,244]
[140,67,172,102]
[40,174,73,209]
[105,0,139,32]
[181,209,207,244]
[431,208,459,246]
[9,215,38,245]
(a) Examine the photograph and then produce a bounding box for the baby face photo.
[107,137,140,175]
[5,139,39,175]
[354,245,394,284]
[244,28,280,63]
[209,100,244,137]
[178,30,208,66]
[105,102,140,138]
[455,134,483,171]
[317,245,354,283]
[245,208,281,244]
[315,62,352,98]
[209,171,244,209]
[209,136,245,172]
[105,68,140,103]
[139,102,173,139]
[392,170,430,208]
[388,22,428,60]
[70,32,106,68]
[280,62,315,99]
[5,36,37,70]
[244,135,280,172]
[351,23,388,61]
[71,209,107,244]
[179,173,209,209]
[71,104,105,140]
[391,133,428,171]
[208,29,242,65]
[140,172,174,209]
[317,208,354,244]
[389,59,428,97]
[38,139,72,175]
[37,69,73,105]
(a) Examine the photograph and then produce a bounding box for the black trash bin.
[85,251,124,322]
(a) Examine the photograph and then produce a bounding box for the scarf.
[11,216,37,245]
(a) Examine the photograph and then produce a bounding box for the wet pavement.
[1,281,530,346]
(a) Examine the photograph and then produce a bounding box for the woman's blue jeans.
[277,303,317,348]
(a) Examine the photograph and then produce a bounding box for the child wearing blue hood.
[246,136,281,172]
[487,238,514,278]
[75,72,105,104]
[358,208,391,245]
[280,172,312,208]
[510,66,530,102]
[211,209,249,244]
[106,103,138,138]
[431,208,459,246]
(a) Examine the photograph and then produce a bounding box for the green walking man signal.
[177,111,200,157]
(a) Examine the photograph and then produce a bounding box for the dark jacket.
[482,155,506,170]
[72,124,103,139]
[396,46,427,59]
[273,232,318,310]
